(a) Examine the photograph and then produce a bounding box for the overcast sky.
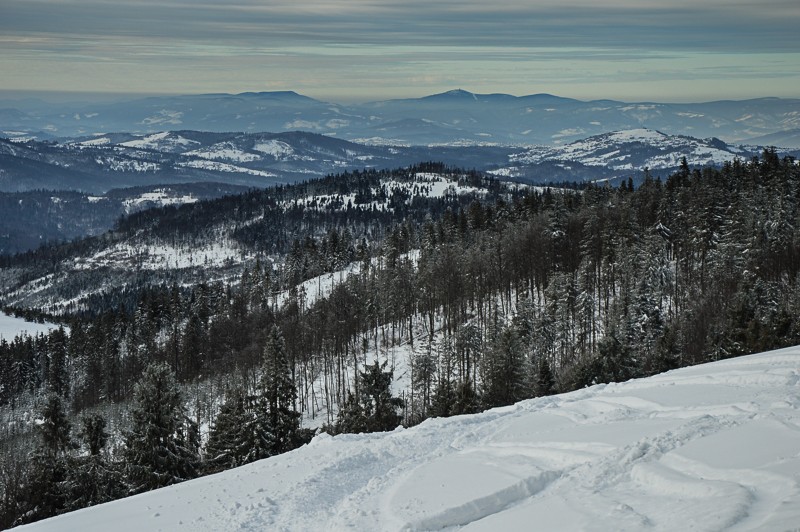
[1,0,799,102]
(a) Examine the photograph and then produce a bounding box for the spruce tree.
[16,393,73,524]
[205,389,253,472]
[124,362,197,494]
[335,361,404,434]
[38,393,73,456]
[80,413,108,456]
[334,391,367,434]
[482,325,527,408]
[534,357,556,397]
[360,361,404,432]
[66,413,122,512]
[250,326,301,459]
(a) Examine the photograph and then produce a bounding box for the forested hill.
[1,151,800,528]
[0,163,523,314]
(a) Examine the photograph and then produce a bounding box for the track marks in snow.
[18,348,800,532]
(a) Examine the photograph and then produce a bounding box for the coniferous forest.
[1,152,799,526]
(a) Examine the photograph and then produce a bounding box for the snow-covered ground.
[0,312,60,340]
[20,347,800,531]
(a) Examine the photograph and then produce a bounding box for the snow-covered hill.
[0,133,520,194]
[491,129,749,180]
[19,347,800,531]
[0,170,507,312]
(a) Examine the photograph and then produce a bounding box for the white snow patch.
[252,140,294,158]
[177,160,276,178]
[120,132,200,151]
[71,239,246,272]
[121,190,199,212]
[185,142,261,163]
[75,137,111,147]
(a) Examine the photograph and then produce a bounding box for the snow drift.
[19,347,800,531]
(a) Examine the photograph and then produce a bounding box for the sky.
[1,0,799,103]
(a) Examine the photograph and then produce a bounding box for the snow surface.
[19,347,800,531]
[0,312,60,340]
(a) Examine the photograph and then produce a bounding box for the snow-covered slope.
[507,129,745,171]
[20,347,800,531]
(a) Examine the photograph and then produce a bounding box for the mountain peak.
[423,89,478,101]
[236,90,319,102]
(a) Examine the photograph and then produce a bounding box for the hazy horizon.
[0,88,797,108]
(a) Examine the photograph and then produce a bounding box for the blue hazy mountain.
[1,90,799,147]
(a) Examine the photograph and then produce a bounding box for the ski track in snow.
[19,348,800,532]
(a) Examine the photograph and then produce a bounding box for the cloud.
[3,0,797,52]
[0,0,798,100]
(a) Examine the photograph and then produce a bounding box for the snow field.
[19,346,800,531]
[0,312,60,340]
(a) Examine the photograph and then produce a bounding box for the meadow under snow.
[0,313,60,341]
[19,347,800,531]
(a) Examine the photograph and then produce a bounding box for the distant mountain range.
[0,127,781,254]
[0,128,773,197]
[2,89,799,147]
[0,131,517,193]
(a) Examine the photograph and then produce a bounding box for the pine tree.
[482,325,528,408]
[335,361,404,434]
[533,357,556,397]
[66,413,122,512]
[360,361,404,432]
[38,393,73,456]
[334,391,367,434]
[47,327,69,397]
[250,326,301,459]
[16,393,73,524]
[205,389,253,472]
[124,362,197,494]
[80,413,108,456]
